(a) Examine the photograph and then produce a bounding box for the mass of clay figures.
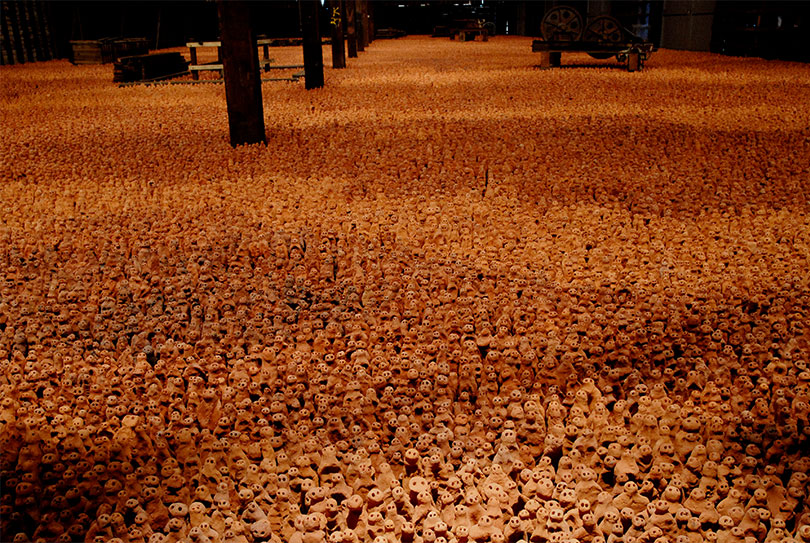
[2,37,810,543]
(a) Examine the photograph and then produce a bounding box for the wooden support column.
[189,46,199,80]
[354,0,364,52]
[366,0,374,44]
[217,0,265,146]
[345,0,357,58]
[329,0,345,68]
[360,0,370,47]
[301,0,324,89]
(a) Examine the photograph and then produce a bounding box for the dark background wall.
[2,0,808,65]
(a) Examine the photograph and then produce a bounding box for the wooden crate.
[70,39,114,64]
[71,38,149,65]
[113,38,148,60]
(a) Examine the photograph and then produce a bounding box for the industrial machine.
[532,6,654,71]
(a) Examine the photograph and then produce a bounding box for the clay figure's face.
[367,488,383,504]
[168,502,188,518]
[347,495,364,511]
[425,510,439,524]
[215,495,230,509]
[166,518,184,532]
[559,488,576,506]
[689,488,705,501]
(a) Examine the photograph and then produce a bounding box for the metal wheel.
[541,6,584,42]
[584,15,626,59]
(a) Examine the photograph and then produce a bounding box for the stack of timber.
[113,52,188,83]
[71,37,148,65]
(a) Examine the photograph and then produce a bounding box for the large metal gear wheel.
[584,15,626,42]
[584,15,626,59]
[541,6,584,42]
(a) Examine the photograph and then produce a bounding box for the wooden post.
[329,0,345,68]
[345,0,357,58]
[217,0,266,146]
[189,45,199,80]
[354,0,364,52]
[216,44,223,78]
[360,0,370,47]
[301,0,324,89]
[366,0,373,44]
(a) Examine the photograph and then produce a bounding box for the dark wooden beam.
[329,0,346,69]
[217,0,266,146]
[355,0,364,52]
[301,0,324,89]
[365,0,373,45]
[345,0,357,58]
[361,0,370,47]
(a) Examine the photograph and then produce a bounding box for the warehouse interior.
[2,1,810,543]
[3,0,810,64]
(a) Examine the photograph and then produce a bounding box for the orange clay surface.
[1,36,810,543]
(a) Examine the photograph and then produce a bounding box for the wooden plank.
[186,41,223,48]
[190,64,224,71]
[24,1,41,62]
[17,0,33,62]
[329,0,346,69]
[217,0,266,146]
[0,0,15,64]
[301,0,324,89]
[9,0,24,64]
[32,0,52,61]
[191,60,276,71]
